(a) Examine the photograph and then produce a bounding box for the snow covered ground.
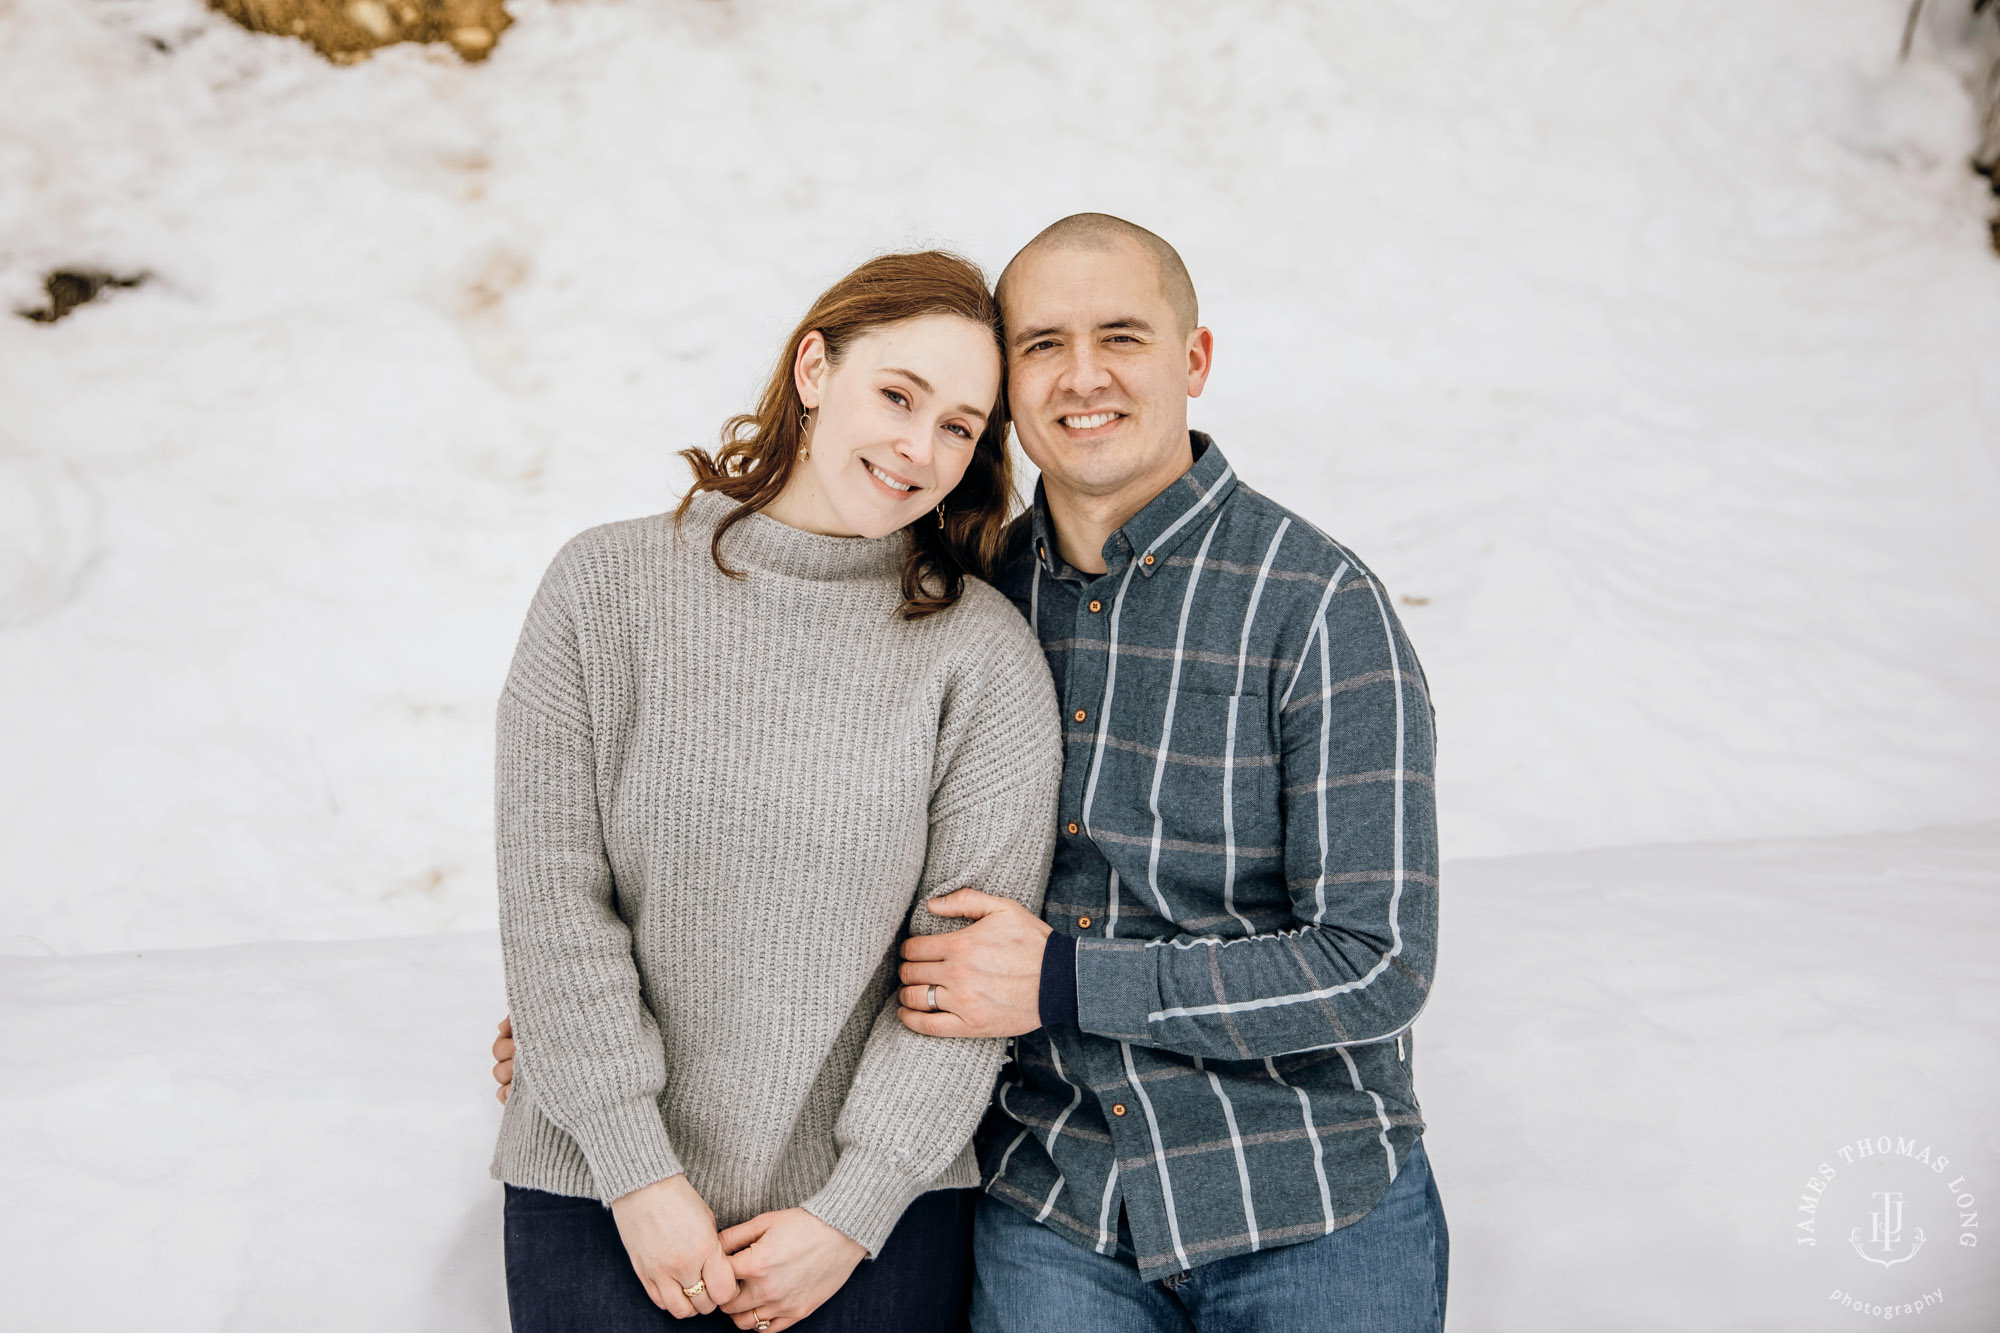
[5,824,1995,1330]
[4,0,1998,951]
[2,0,1997,1327]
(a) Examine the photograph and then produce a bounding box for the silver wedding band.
[926,983,941,1012]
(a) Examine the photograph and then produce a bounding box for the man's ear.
[1186,326,1214,399]
[794,329,830,410]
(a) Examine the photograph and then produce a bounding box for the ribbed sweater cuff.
[800,1150,932,1257]
[565,1099,686,1205]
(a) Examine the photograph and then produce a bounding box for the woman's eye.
[946,423,972,440]
[883,389,909,408]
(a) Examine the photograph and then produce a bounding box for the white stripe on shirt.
[1197,1055,1262,1250]
[1078,562,1141,837]
[1143,515,1224,919]
[1267,1056,1336,1232]
[1338,1045,1399,1182]
[1122,1040,1190,1271]
[1222,521,1289,933]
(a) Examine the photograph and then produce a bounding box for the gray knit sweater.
[487,490,1061,1255]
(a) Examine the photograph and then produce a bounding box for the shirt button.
[1067,822,1080,835]
[1088,599,1102,613]
[1073,709,1087,722]
[1112,1103,1128,1117]
[1142,554,1155,566]
[1078,916,1092,929]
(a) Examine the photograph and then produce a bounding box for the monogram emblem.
[1847,1190,1925,1268]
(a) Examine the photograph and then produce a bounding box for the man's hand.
[492,1016,514,1103]
[897,888,1052,1038]
[609,1175,741,1318]
[717,1208,866,1331]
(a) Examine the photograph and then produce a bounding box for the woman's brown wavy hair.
[676,250,1013,620]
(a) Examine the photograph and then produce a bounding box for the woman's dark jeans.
[503,1184,976,1333]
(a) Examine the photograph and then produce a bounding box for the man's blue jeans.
[971,1136,1448,1333]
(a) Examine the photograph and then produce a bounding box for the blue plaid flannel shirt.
[975,433,1440,1280]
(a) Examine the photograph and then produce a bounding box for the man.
[496,214,1446,1330]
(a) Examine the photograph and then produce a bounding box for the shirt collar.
[1028,431,1237,580]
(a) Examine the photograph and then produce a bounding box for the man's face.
[1002,240,1211,501]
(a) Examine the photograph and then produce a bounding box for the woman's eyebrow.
[881,366,933,394]
[880,365,986,420]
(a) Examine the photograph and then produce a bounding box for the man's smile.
[1058,410,1128,438]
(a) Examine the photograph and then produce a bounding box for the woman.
[489,251,1060,1332]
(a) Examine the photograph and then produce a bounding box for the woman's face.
[779,314,1002,540]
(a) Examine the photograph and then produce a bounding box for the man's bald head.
[998,213,1199,336]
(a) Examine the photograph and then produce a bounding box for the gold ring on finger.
[681,1278,706,1298]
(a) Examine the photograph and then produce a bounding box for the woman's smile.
[863,458,921,495]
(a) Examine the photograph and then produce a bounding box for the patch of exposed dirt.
[15,271,149,324]
[208,0,511,65]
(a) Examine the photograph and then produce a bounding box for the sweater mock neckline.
[678,489,911,584]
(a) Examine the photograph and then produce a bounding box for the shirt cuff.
[1038,931,1079,1029]
[1073,938,1155,1042]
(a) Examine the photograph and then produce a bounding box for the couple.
[486,214,1447,1332]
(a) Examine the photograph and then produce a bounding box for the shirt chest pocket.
[1149,689,1280,855]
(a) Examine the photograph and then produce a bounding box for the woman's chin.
[836,501,917,540]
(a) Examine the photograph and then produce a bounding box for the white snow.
[1424,822,2000,1331]
[1,0,1996,1327]
[4,825,1994,1329]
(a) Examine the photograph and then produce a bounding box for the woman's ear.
[793,330,829,410]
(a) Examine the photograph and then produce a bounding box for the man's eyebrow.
[880,366,934,395]
[1010,317,1156,347]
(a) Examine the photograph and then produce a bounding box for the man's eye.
[1027,341,1056,353]
[884,389,909,408]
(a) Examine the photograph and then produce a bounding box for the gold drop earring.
[798,411,812,461]
[935,503,946,528]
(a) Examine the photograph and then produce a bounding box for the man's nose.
[1058,345,1112,397]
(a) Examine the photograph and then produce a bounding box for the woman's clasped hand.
[717,1207,868,1331]
[610,1175,865,1330]
[606,1175,739,1319]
